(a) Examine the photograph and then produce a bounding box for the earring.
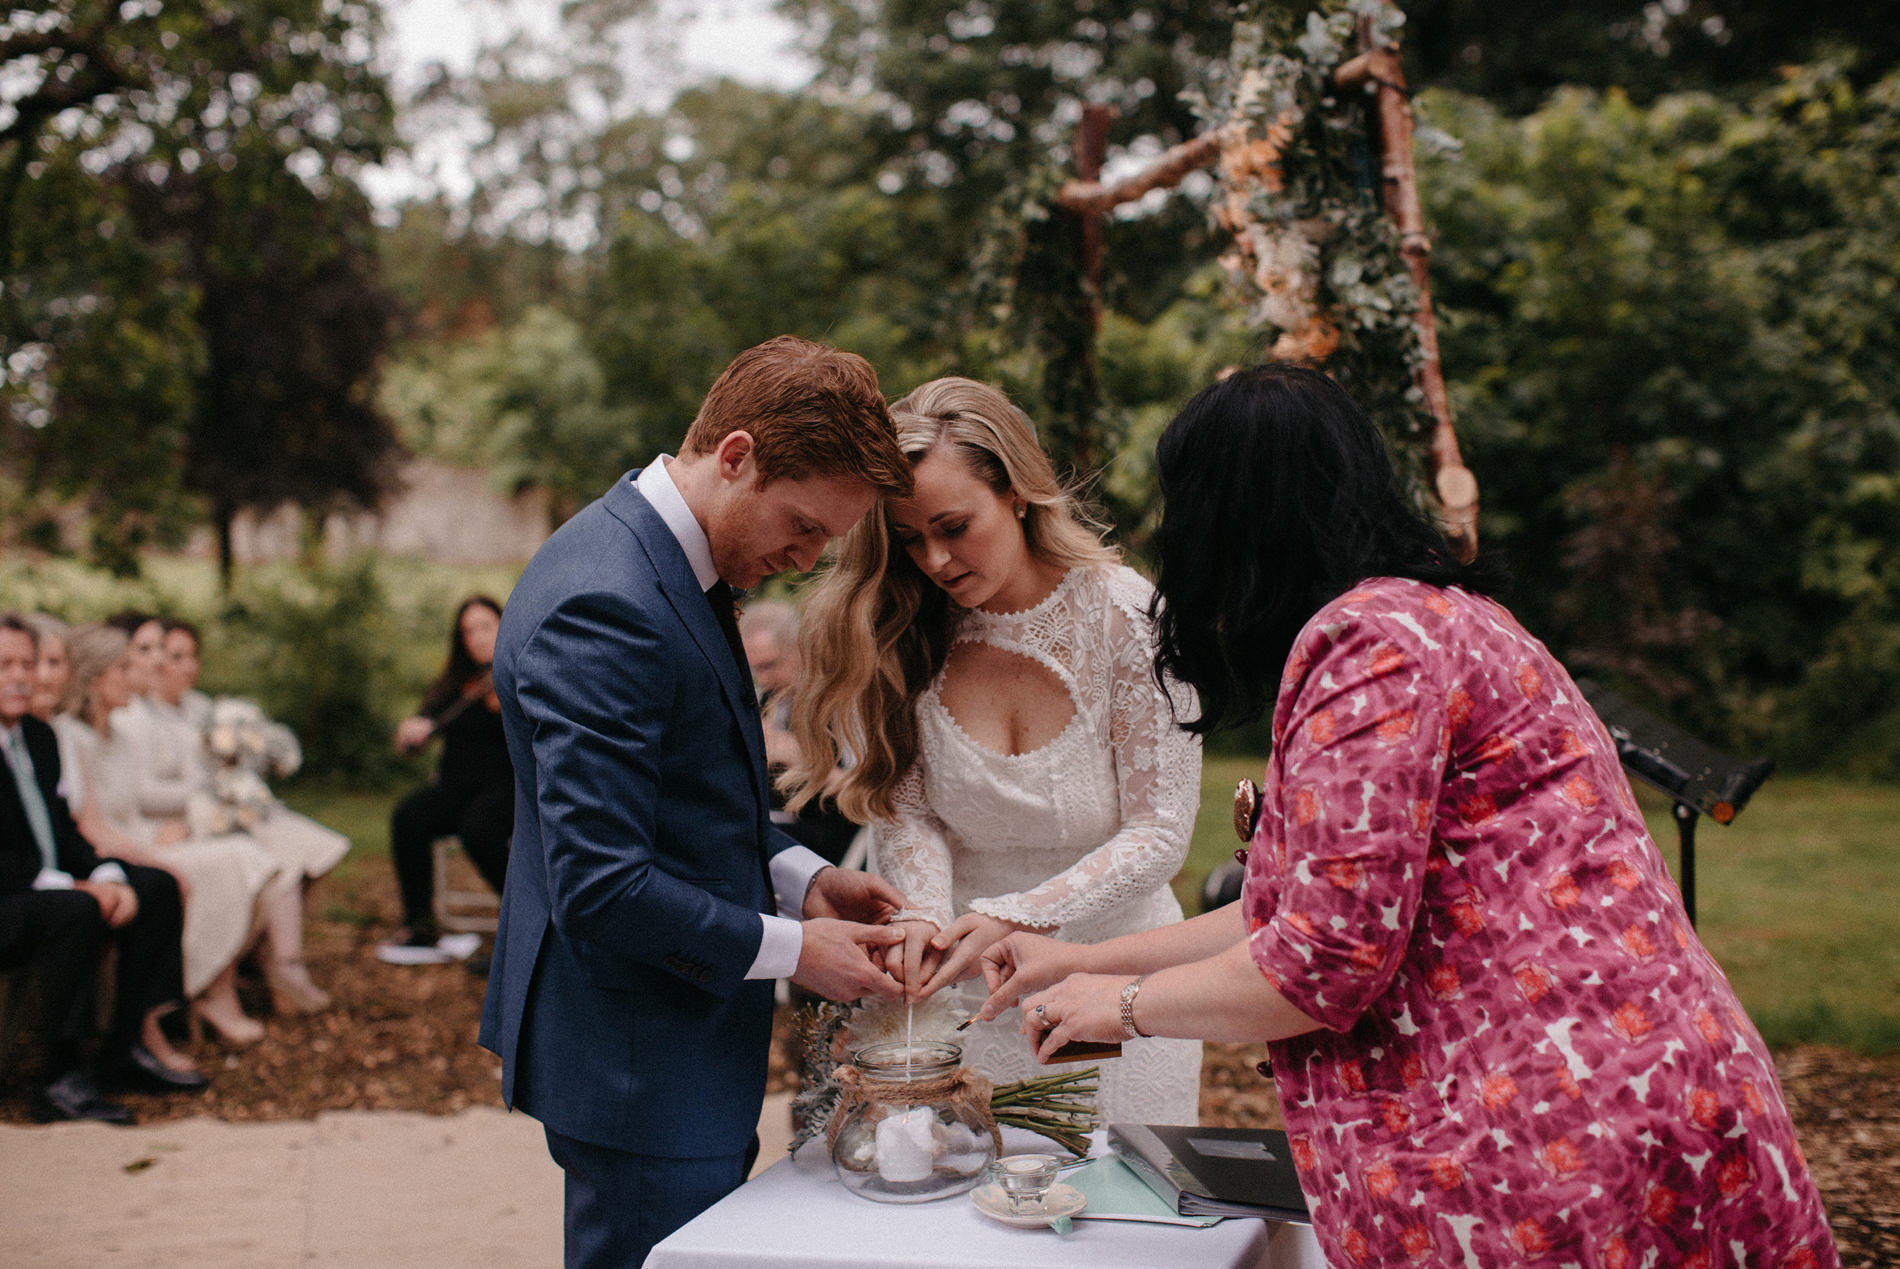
[1015,503,1027,519]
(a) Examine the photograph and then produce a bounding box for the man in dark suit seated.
[0,614,202,1123]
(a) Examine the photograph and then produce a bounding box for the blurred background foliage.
[5,0,1900,782]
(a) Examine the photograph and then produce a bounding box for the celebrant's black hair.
[1149,364,1506,736]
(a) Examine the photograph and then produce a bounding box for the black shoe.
[111,1044,211,1094]
[464,953,490,978]
[32,1071,135,1125]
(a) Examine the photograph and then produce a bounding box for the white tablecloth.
[648,1130,1326,1269]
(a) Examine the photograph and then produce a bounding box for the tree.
[382,305,636,527]
[0,0,402,577]
[1402,0,1900,114]
[1421,64,1900,769]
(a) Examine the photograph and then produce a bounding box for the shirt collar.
[635,456,720,592]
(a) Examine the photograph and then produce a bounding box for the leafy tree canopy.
[1,0,400,576]
[1424,62,1900,771]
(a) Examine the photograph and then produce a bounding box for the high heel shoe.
[264,959,332,1014]
[191,996,266,1047]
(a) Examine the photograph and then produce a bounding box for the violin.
[398,668,494,754]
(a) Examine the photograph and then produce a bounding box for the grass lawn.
[1182,755,1900,1054]
[279,783,402,929]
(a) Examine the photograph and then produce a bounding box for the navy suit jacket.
[1,716,109,896]
[478,471,802,1158]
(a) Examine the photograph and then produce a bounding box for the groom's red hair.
[682,335,912,497]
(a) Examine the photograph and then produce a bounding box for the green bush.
[211,560,410,787]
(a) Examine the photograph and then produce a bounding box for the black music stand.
[1576,679,1774,926]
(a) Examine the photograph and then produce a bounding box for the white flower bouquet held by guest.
[192,696,302,835]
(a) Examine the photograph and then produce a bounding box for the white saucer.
[970,1181,1087,1228]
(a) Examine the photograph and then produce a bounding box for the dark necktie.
[705,581,757,707]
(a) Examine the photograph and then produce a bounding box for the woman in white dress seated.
[54,624,279,1045]
[110,615,346,1014]
[786,376,1204,1126]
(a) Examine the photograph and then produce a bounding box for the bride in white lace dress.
[787,377,1203,1125]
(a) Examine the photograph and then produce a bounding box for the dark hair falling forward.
[422,595,503,717]
[1149,364,1507,737]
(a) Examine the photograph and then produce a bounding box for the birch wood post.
[1336,14,1481,559]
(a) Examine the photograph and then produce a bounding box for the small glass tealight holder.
[991,1153,1062,1216]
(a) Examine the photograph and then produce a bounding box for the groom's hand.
[792,919,905,1002]
[803,865,906,925]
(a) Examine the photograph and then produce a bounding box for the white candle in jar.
[874,1107,936,1183]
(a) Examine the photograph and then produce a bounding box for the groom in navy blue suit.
[479,336,917,1266]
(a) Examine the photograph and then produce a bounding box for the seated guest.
[117,615,345,1013]
[160,620,213,730]
[739,599,858,866]
[1,614,204,1122]
[378,596,512,964]
[56,624,279,1046]
[976,366,1838,1266]
[22,614,70,723]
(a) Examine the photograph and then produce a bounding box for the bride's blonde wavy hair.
[784,376,1118,824]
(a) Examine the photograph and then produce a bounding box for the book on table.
[1105,1123,1311,1223]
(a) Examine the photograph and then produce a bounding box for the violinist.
[377,596,514,965]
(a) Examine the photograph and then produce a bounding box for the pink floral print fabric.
[1242,578,1837,1266]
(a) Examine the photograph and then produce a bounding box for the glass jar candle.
[826,1040,1000,1203]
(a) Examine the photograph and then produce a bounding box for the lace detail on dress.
[883,764,957,927]
[884,565,1200,936]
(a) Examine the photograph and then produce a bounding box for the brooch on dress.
[1232,777,1262,863]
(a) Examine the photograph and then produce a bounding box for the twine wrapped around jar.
[825,1064,1003,1158]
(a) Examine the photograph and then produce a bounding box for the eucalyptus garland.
[964,162,1126,514]
[961,0,1448,505]
[1190,0,1442,475]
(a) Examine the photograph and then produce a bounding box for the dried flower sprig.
[788,999,855,1152]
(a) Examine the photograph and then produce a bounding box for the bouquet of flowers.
[187,696,303,835]
[791,994,1102,1157]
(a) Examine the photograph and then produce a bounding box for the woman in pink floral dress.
[979,365,1838,1266]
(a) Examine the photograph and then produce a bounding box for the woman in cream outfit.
[54,624,278,1044]
[112,616,347,1013]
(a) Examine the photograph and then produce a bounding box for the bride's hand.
[888,920,941,999]
[917,913,1036,998]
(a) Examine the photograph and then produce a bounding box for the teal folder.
[1065,1155,1224,1227]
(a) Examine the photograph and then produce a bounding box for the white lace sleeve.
[968,571,1201,931]
[876,763,958,929]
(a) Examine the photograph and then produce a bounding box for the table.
[648,1131,1326,1269]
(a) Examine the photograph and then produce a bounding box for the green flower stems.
[988,1067,1102,1157]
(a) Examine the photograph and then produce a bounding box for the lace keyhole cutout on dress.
[937,641,1077,757]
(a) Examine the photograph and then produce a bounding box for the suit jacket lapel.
[605,475,770,790]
